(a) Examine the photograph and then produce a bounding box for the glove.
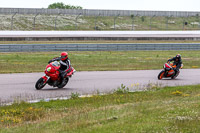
[48,60,53,64]
[48,58,57,64]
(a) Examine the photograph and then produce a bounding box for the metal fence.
[1,43,200,52]
[0,8,200,31]
[0,8,200,17]
[0,14,200,31]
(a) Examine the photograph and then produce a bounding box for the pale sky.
[0,0,200,12]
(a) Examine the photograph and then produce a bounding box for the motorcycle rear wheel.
[158,70,165,80]
[35,78,46,90]
[57,77,69,88]
[171,71,180,79]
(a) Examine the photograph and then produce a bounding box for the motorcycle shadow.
[39,87,74,91]
[160,78,181,80]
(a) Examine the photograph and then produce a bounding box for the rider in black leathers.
[167,54,183,76]
[48,52,71,85]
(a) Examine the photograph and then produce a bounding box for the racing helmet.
[61,52,68,61]
[176,54,181,60]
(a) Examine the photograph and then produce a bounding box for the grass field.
[1,14,200,31]
[1,84,200,132]
[0,51,199,73]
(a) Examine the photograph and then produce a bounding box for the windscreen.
[51,61,60,67]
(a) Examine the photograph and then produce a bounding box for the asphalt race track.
[0,69,200,103]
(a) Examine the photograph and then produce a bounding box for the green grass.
[1,14,200,31]
[0,51,200,73]
[1,85,200,132]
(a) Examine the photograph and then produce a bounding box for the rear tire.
[171,71,180,79]
[57,77,69,88]
[35,78,46,90]
[158,70,165,80]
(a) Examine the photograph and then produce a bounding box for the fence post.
[149,15,156,30]
[132,14,140,30]
[95,13,101,30]
[166,15,173,30]
[11,12,17,30]
[114,14,120,30]
[182,16,187,30]
[182,17,185,30]
[199,14,200,30]
[33,13,39,30]
[55,13,61,30]
[131,15,134,30]
[165,16,169,30]
[75,13,82,30]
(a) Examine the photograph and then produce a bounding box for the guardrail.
[1,43,200,52]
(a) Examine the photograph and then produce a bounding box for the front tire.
[35,78,46,90]
[158,70,165,80]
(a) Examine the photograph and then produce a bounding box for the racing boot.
[60,71,67,85]
[171,68,179,79]
[73,68,76,74]
[164,71,168,77]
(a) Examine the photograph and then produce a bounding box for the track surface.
[1,69,200,103]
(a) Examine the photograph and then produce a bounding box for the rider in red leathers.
[48,52,75,85]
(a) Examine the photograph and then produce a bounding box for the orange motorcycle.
[158,62,183,80]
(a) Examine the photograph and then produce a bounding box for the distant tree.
[48,2,83,9]
[131,14,134,19]
[141,16,145,22]
[48,2,65,9]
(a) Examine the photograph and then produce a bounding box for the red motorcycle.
[158,62,183,80]
[35,61,75,90]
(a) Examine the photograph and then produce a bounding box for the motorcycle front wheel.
[158,70,165,80]
[35,78,46,90]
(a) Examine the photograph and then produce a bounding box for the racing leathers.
[167,56,182,75]
[48,57,71,84]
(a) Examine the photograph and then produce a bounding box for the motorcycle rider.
[167,54,183,76]
[48,52,75,85]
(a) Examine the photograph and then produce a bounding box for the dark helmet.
[176,54,181,60]
[61,52,68,61]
